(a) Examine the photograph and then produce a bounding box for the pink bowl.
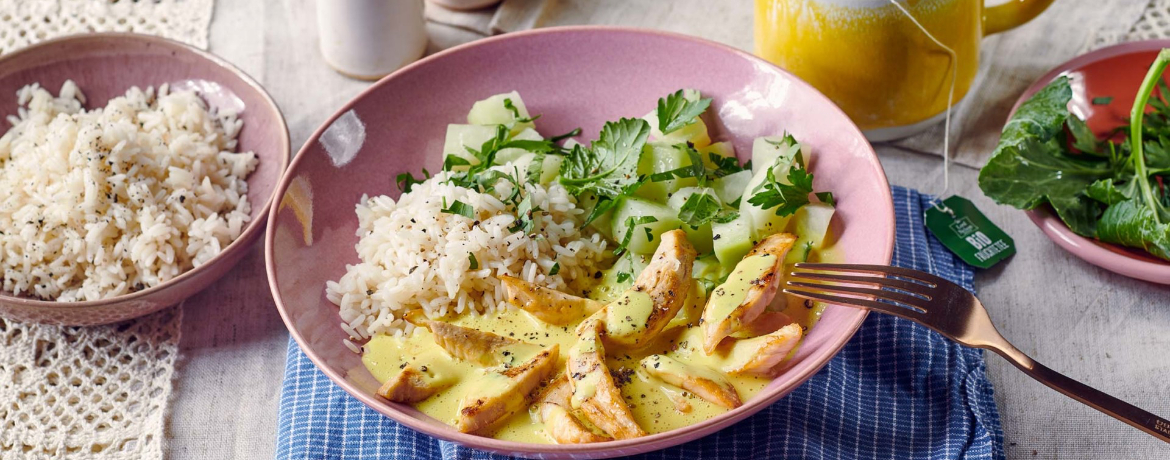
[266,27,894,458]
[1014,40,1170,284]
[0,33,290,325]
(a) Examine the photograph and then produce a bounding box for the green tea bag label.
[924,195,1015,269]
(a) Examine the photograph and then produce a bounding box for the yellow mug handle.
[983,0,1055,36]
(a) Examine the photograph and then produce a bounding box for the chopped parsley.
[504,98,540,124]
[614,215,658,256]
[548,262,560,276]
[656,90,712,135]
[395,168,430,193]
[558,118,652,225]
[468,253,479,269]
[440,198,475,219]
[747,150,825,217]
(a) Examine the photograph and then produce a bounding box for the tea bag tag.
[924,196,1015,269]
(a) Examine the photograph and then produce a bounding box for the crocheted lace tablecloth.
[0,2,211,459]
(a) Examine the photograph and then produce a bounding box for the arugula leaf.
[614,215,657,256]
[396,168,430,193]
[558,118,650,197]
[977,76,1115,236]
[657,90,712,135]
[468,253,479,270]
[747,163,815,217]
[441,199,475,219]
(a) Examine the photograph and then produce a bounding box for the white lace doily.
[1089,0,1170,48]
[0,308,181,460]
[0,1,213,459]
[0,0,214,54]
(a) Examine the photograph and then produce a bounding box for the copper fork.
[784,263,1170,444]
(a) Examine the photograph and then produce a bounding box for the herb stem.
[1130,49,1170,224]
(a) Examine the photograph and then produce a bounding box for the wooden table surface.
[168,1,1169,458]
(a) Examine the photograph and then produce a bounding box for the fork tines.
[782,263,940,320]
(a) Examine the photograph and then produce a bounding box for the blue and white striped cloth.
[275,186,1004,459]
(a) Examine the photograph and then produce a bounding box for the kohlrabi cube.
[785,202,835,263]
[634,143,699,202]
[442,124,499,168]
[467,91,534,135]
[712,213,754,267]
[611,196,683,255]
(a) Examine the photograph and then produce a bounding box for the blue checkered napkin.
[275,186,1005,460]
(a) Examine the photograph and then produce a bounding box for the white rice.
[326,168,609,339]
[0,80,258,301]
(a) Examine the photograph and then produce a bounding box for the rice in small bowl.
[0,33,289,325]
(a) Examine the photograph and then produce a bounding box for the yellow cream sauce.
[362,244,844,444]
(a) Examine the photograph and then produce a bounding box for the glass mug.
[755,0,1053,140]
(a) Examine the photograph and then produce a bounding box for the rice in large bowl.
[326,168,608,345]
[0,81,258,302]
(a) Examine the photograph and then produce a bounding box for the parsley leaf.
[649,144,707,184]
[747,159,815,217]
[614,215,657,256]
[508,195,541,234]
[548,262,560,276]
[441,198,475,219]
[816,191,836,206]
[396,168,430,192]
[550,127,582,143]
[442,155,471,171]
[468,253,479,269]
[616,271,632,283]
[708,153,747,178]
[1091,96,1114,105]
[558,118,650,197]
[526,153,545,184]
[657,90,712,134]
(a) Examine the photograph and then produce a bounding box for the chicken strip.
[500,275,605,325]
[376,365,456,403]
[730,311,794,339]
[639,354,741,409]
[536,375,611,444]
[700,233,796,353]
[605,229,696,349]
[455,344,559,434]
[722,322,803,376]
[567,317,646,439]
[415,318,539,367]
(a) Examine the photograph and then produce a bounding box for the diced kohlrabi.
[711,170,753,206]
[634,143,699,202]
[467,91,534,135]
[712,213,754,267]
[751,136,801,175]
[611,197,683,255]
[785,202,835,263]
[442,124,498,167]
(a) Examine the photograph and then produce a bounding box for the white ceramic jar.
[317,0,428,80]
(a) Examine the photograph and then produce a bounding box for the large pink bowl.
[0,33,290,325]
[1014,40,1170,284]
[266,27,893,458]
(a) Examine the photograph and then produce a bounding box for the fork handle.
[995,351,1170,443]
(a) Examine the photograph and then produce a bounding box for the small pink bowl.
[266,27,893,458]
[1014,40,1170,284]
[0,33,290,325]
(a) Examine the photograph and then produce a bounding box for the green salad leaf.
[657,90,712,135]
[978,50,1170,261]
[977,76,1116,236]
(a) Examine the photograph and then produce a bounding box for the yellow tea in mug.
[754,0,1052,139]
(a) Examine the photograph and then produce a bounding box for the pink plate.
[265,26,894,458]
[0,33,289,325]
[1014,40,1170,284]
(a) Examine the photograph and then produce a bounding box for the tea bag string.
[888,0,958,216]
